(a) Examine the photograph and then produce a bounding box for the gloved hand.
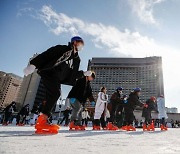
[91,101,96,107]
[144,104,148,108]
[84,71,92,77]
[23,65,36,76]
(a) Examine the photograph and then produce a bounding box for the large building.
[88,57,164,105]
[0,71,22,109]
[16,54,46,111]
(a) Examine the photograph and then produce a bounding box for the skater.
[122,88,145,131]
[82,108,90,127]
[59,107,71,126]
[67,71,95,131]
[157,95,168,131]
[16,104,30,126]
[142,96,156,131]
[93,87,108,130]
[116,94,128,128]
[3,101,16,125]
[24,36,90,134]
[107,87,123,130]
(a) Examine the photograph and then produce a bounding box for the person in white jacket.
[82,109,90,126]
[93,87,108,130]
[157,95,168,131]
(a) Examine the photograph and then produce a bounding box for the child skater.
[142,96,156,131]
[93,87,109,130]
[157,95,168,131]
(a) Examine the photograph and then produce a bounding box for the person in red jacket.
[23,36,91,134]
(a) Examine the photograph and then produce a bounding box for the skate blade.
[35,129,58,135]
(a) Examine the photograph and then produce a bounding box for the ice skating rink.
[0,126,180,154]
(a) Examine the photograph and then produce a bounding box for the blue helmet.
[117,87,123,91]
[123,94,128,98]
[133,87,141,92]
[71,36,84,44]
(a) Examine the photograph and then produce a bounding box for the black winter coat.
[67,77,94,104]
[30,43,84,86]
[142,99,156,118]
[110,92,122,104]
[19,106,29,116]
[4,103,16,114]
[125,92,144,111]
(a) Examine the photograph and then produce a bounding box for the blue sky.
[1,0,180,111]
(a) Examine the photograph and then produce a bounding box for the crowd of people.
[0,36,179,135]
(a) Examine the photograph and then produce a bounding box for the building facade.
[87,57,164,106]
[0,71,22,109]
[166,107,178,113]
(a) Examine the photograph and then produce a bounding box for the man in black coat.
[67,72,95,130]
[23,36,91,133]
[3,101,16,125]
[142,96,156,131]
[123,88,144,131]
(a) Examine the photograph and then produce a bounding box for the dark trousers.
[82,118,88,126]
[109,102,118,123]
[4,112,11,123]
[124,108,134,126]
[70,99,83,125]
[41,74,61,117]
[60,116,69,125]
[94,115,107,128]
[143,112,152,125]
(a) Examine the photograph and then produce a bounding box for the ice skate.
[69,121,82,131]
[102,126,108,130]
[78,125,86,130]
[143,124,148,131]
[147,123,155,131]
[107,122,118,130]
[160,125,168,131]
[93,125,101,130]
[121,125,128,130]
[2,122,8,126]
[17,123,24,126]
[35,114,60,134]
[35,128,58,134]
[127,125,136,131]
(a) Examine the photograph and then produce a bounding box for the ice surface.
[0,126,180,154]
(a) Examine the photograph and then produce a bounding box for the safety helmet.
[71,36,84,44]
[133,87,141,92]
[117,87,123,91]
